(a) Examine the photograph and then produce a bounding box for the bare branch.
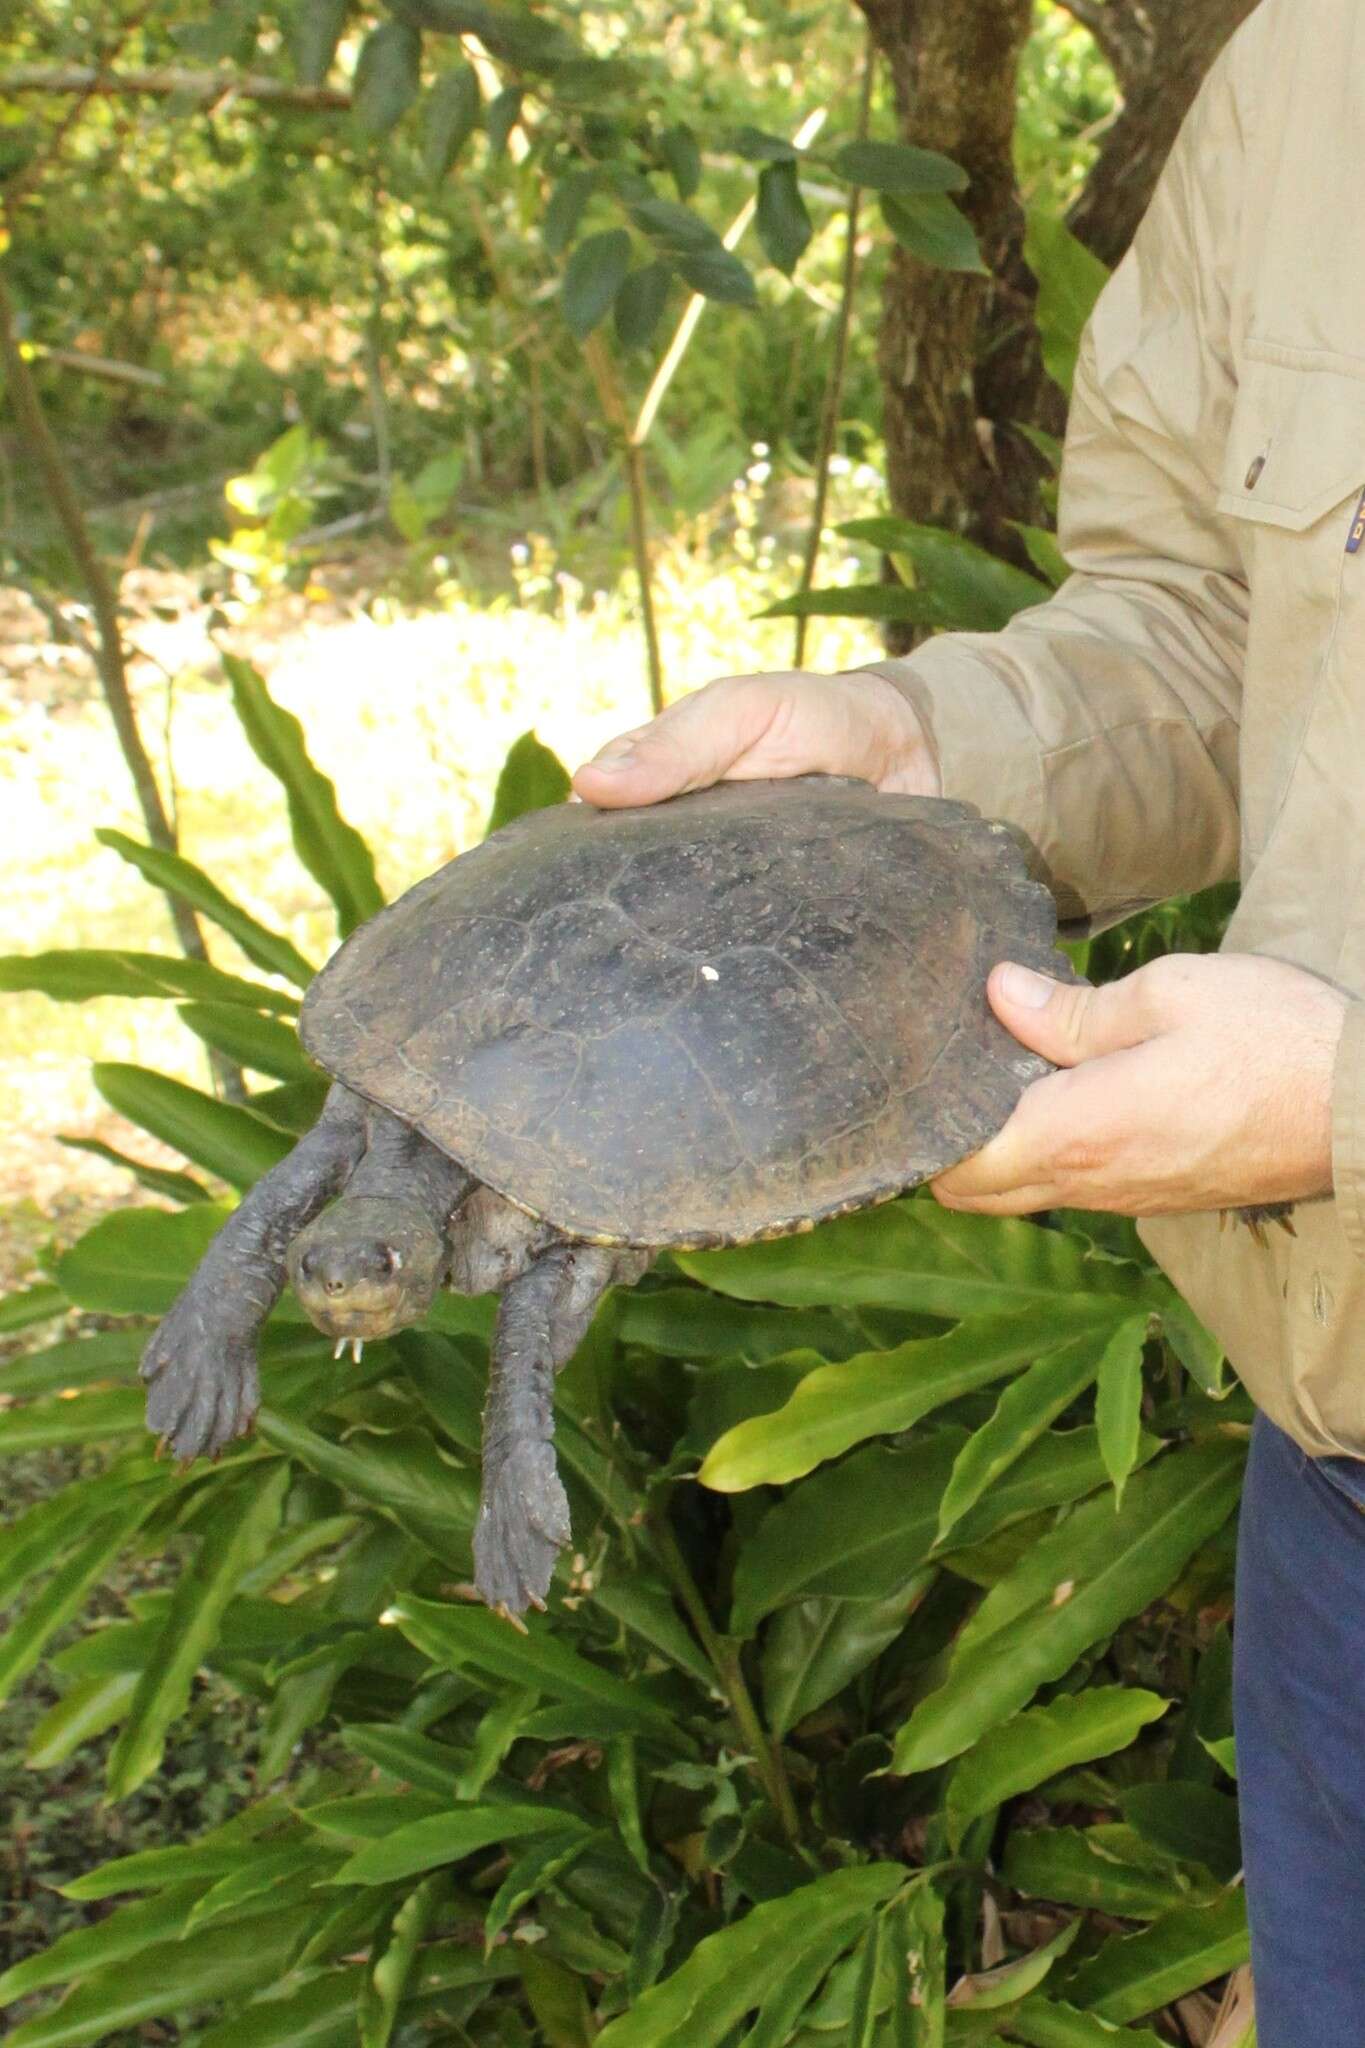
[0,66,352,111]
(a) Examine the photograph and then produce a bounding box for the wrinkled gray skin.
[141,1082,648,1614]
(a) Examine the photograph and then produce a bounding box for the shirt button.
[1245,454,1266,489]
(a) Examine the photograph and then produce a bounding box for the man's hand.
[932,952,1348,1217]
[573,669,940,806]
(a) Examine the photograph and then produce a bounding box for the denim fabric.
[1235,1413,1365,2046]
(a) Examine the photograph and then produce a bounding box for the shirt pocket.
[1213,342,1365,911]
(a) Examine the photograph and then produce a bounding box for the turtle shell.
[299,778,1067,1248]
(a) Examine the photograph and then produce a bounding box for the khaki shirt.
[871,0,1365,1459]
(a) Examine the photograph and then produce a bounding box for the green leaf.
[544,169,599,256]
[400,0,578,70]
[563,228,633,339]
[393,1595,680,1737]
[659,122,701,196]
[25,1670,140,1768]
[1095,1316,1148,1507]
[756,161,812,275]
[0,1281,66,1333]
[353,19,422,136]
[486,84,524,155]
[0,1499,153,1708]
[485,730,572,835]
[520,1949,596,2048]
[1023,210,1109,396]
[945,1689,1170,1848]
[257,1413,479,1539]
[893,1440,1244,1773]
[94,830,315,987]
[1062,1890,1249,2024]
[0,947,297,1011]
[288,0,349,85]
[731,125,799,163]
[1003,1826,1208,1920]
[0,1389,147,1453]
[178,1004,316,1083]
[0,1329,142,1397]
[762,1579,929,1738]
[340,1722,468,1795]
[615,262,673,350]
[92,1062,291,1188]
[1010,522,1069,589]
[332,1803,589,1886]
[700,1302,1128,1492]
[1118,1783,1241,1884]
[223,654,383,936]
[837,520,1049,630]
[758,584,938,625]
[591,1577,712,1686]
[1202,1735,1237,1779]
[57,1134,209,1204]
[456,1687,539,1799]
[1004,1996,1167,2047]
[485,1829,597,1949]
[619,1286,859,1363]
[744,1911,871,2048]
[936,1334,1109,1542]
[948,1919,1080,2013]
[831,139,967,194]
[106,1467,290,1797]
[594,1864,907,2047]
[0,1883,199,2004]
[361,1873,445,2048]
[55,1203,231,1315]
[423,61,481,180]
[194,1965,371,2048]
[881,192,986,274]
[625,194,756,304]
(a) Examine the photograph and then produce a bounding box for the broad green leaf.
[1002,1826,1213,1920]
[0,1473,158,1606]
[194,1964,369,2048]
[899,1882,946,2048]
[594,1864,907,2048]
[257,1413,478,1539]
[403,0,579,70]
[56,1203,231,1315]
[615,261,672,350]
[945,1689,1170,1848]
[185,1843,339,1932]
[0,1388,147,1453]
[485,730,572,834]
[0,1330,143,1397]
[838,519,1048,630]
[4,1900,321,2048]
[1062,1890,1249,2024]
[94,830,315,987]
[361,1873,445,2048]
[831,139,967,194]
[1010,522,1069,589]
[520,1949,595,2048]
[0,947,297,1011]
[893,1441,1244,1772]
[1202,1735,1237,1779]
[1118,1783,1241,1884]
[484,1829,597,1949]
[620,1287,861,1362]
[178,1003,316,1083]
[456,1687,539,1799]
[0,1499,153,1707]
[423,62,481,181]
[762,1579,929,1739]
[1095,1317,1148,1506]
[591,1578,713,1686]
[223,654,383,936]
[744,1912,871,2048]
[730,124,799,163]
[563,228,633,339]
[353,19,422,135]
[0,1882,199,2004]
[339,1722,468,1795]
[758,584,938,626]
[62,1800,295,1897]
[678,1202,1143,1319]
[106,1467,290,1797]
[882,193,987,274]
[544,169,598,255]
[57,1134,209,1204]
[332,1803,589,1886]
[485,83,524,154]
[26,1669,138,1766]
[625,194,756,304]
[1024,210,1109,396]
[700,1302,1126,1492]
[1005,1996,1167,2047]
[393,1595,679,1736]
[936,1334,1108,1541]
[93,1062,290,1187]
[0,1281,65,1333]
[303,1790,446,1840]
[248,1075,330,1134]
[288,0,349,85]
[756,161,812,275]
[947,1920,1079,2012]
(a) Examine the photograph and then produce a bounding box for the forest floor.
[0,485,870,1296]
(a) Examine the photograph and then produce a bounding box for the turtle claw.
[473,1440,572,1616]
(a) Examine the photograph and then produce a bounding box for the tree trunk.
[853,0,1052,644]
[1063,0,1261,266]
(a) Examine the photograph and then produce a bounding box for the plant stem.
[649,1498,802,1846]
[582,332,665,716]
[793,35,876,668]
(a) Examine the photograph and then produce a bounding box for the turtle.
[141,776,1077,1616]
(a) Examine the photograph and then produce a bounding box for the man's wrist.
[838,667,943,798]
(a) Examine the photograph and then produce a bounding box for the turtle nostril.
[323,1276,346,1296]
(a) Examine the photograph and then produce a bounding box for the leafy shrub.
[0,662,1248,2045]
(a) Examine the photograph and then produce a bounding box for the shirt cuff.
[859,641,1049,860]
[1331,999,1365,1262]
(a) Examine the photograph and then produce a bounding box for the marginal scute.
[301,777,1072,1248]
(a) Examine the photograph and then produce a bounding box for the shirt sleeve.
[862,26,1256,930]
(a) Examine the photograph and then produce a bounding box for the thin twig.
[582,333,665,715]
[0,66,352,110]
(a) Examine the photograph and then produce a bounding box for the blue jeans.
[1236,1412,1365,2046]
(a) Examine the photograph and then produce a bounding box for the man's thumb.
[988,962,1147,1068]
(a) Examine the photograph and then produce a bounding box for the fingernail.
[997,962,1054,1009]
[589,739,636,772]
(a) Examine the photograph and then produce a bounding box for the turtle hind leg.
[474,1240,650,1616]
[142,1084,368,1462]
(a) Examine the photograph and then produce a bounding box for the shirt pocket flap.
[1218,343,1365,532]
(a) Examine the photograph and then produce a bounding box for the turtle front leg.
[142,1084,368,1461]
[474,1240,650,1617]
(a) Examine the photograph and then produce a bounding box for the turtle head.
[287,1196,447,1344]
